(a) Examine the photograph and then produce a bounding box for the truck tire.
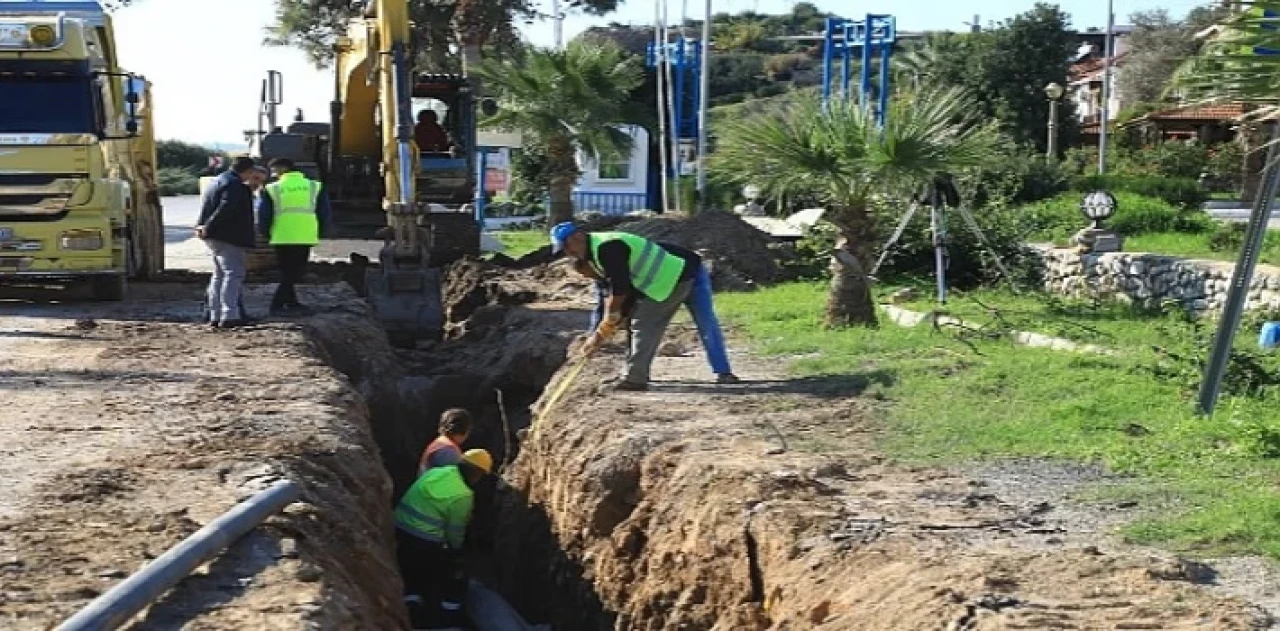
[428,212,481,267]
[92,273,127,301]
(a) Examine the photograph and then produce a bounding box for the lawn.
[492,229,546,259]
[1125,231,1280,268]
[716,282,1280,559]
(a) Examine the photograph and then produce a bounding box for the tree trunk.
[1241,123,1265,203]
[825,209,878,327]
[545,135,578,224]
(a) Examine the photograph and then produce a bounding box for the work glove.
[582,312,623,357]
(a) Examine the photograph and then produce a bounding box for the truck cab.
[0,1,162,300]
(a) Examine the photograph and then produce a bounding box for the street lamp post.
[1045,82,1065,161]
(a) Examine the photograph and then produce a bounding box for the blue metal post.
[878,35,891,125]
[821,17,835,105]
[674,40,685,139]
[860,15,873,114]
[841,22,852,100]
[475,148,488,226]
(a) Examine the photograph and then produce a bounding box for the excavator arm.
[331,0,445,345]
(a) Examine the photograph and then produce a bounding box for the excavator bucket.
[362,264,444,347]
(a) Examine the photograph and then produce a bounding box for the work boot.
[403,596,435,631]
[215,319,249,330]
[604,378,649,392]
[716,373,742,384]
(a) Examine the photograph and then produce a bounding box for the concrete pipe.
[56,479,302,631]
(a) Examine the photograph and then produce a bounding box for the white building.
[573,124,651,215]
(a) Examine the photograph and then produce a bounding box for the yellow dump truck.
[0,1,163,300]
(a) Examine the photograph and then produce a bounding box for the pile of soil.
[496,211,780,290]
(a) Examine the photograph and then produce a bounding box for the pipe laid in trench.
[56,479,302,631]
[466,579,550,631]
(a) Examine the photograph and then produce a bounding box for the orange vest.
[417,436,462,476]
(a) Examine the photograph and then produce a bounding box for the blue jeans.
[591,266,732,375]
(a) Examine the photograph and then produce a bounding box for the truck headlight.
[28,25,55,47]
[59,230,103,251]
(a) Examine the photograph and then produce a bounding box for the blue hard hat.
[549,221,579,254]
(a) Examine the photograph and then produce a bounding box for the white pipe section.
[466,579,538,631]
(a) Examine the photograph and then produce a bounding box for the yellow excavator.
[253,0,493,345]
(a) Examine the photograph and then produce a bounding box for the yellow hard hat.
[462,449,493,474]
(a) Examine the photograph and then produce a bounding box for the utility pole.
[1098,0,1114,175]
[552,0,563,49]
[653,0,670,212]
[695,0,711,212]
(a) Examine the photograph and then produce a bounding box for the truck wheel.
[91,274,127,301]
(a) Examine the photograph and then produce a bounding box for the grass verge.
[492,229,546,259]
[717,282,1280,559]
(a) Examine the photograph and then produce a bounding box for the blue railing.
[551,191,650,216]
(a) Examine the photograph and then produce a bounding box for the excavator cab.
[412,74,474,206]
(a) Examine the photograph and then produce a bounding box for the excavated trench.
[301,258,588,629]
[297,255,1274,631]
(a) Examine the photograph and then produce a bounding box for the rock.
[296,564,323,582]
[278,537,300,559]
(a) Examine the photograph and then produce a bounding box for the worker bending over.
[395,448,493,629]
[551,222,738,390]
[418,408,472,476]
[257,158,332,316]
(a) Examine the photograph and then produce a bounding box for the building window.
[597,155,631,180]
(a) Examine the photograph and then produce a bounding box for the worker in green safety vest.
[395,448,493,629]
[551,222,735,391]
[257,157,332,317]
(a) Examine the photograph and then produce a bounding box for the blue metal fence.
[548,192,649,216]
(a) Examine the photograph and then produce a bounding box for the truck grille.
[0,173,83,220]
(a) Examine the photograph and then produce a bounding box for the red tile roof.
[1146,102,1250,121]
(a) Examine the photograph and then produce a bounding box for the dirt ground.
[0,282,406,630]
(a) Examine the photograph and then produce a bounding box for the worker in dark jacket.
[552,222,738,391]
[197,156,258,328]
[257,158,332,316]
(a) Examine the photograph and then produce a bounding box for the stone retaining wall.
[1037,246,1280,313]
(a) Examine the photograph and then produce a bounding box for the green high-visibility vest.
[394,466,473,549]
[589,231,685,302]
[265,172,321,246]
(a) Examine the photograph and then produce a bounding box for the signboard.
[484,168,508,193]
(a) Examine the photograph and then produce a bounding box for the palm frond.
[1174,1,1280,113]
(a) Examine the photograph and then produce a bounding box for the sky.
[109,0,1218,146]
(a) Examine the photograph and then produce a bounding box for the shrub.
[1021,191,1212,243]
[157,167,200,196]
[958,142,1071,207]
[1072,174,1208,210]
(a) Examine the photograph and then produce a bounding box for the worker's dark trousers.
[271,245,311,309]
[396,529,466,611]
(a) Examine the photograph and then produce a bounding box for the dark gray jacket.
[198,171,256,248]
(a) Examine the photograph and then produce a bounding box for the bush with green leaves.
[958,142,1071,207]
[1022,191,1213,243]
[1072,174,1208,210]
[157,167,200,196]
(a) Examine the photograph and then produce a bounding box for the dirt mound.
[595,211,779,290]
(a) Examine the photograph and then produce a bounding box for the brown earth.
[0,283,407,630]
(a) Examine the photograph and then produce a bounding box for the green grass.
[717,282,1280,559]
[1124,230,1280,268]
[492,229,546,259]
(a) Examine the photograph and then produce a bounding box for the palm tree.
[712,88,1000,327]
[1173,2,1280,202]
[477,39,646,224]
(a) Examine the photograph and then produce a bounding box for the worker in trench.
[417,408,472,477]
[551,222,739,390]
[395,448,493,629]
